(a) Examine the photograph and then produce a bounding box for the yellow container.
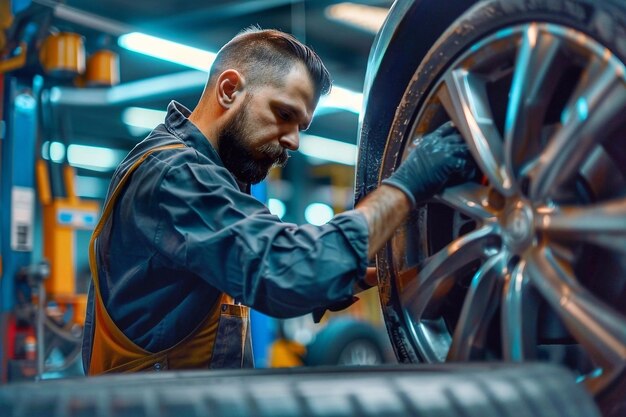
[39,32,85,78]
[85,49,119,86]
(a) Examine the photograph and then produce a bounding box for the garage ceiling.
[11,0,394,214]
[37,0,393,155]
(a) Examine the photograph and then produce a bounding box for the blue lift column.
[0,74,40,381]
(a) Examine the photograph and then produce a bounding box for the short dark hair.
[209,26,332,100]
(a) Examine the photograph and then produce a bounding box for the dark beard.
[217,102,289,184]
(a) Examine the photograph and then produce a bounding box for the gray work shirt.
[82,101,369,369]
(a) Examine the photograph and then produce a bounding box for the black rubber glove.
[312,297,359,323]
[382,121,476,206]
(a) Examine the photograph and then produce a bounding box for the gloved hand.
[311,267,376,323]
[312,296,359,323]
[382,121,476,206]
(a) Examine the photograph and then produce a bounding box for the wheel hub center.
[503,203,534,250]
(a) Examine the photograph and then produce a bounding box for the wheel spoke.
[438,70,513,196]
[434,183,496,221]
[401,225,500,321]
[561,55,608,124]
[526,246,626,373]
[536,197,626,252]
[501,260,539,362]
[529,60,626,200]
[447,252,507,361]
[504,25,565,182]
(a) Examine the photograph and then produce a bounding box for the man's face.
[217,63,317,184]
[217,95,289,184]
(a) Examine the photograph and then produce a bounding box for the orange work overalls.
[87,143,253,374]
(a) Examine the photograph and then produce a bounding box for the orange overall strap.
[88,143,185,374]
[88,142,251,374]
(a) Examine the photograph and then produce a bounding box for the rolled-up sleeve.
[155,160,369,318]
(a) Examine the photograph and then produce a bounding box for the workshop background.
[0,0,395,380]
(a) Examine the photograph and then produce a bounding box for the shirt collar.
[164,100,251,193]
[164,100,220,164]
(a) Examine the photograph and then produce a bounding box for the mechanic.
[83,26,475,374]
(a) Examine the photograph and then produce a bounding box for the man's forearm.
[355,184,411,259]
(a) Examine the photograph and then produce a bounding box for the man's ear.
[216,69,245,109]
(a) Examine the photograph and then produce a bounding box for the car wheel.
[369,0,626,415]
[335,339,382,366]
[305,319,385,366]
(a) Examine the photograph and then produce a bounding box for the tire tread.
[0,364,600,417]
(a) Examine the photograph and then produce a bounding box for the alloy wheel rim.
[383,22,626,395]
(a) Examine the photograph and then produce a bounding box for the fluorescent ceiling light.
[67,144,126,172]
[318,86,362,115]
[50,142,66,162]
[300,134,357,166]
[118,32,217,72]
[325,2,389,34]
[123,107,166,131]
[118,32,361,114]
[42,141,66,162]
[127,126,152,137]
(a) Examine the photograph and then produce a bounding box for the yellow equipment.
[38,32,85,78]
[36,161,99,326]
[85,49,119,86]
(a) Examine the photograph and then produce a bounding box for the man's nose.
[279,127,300,151]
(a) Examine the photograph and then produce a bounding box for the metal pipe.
[32,0,131,35]
[49,70,206,107]
[149,0,296,28]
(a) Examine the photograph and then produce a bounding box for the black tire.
[0,364,601,417]
[362,0,626,415]
[304,319,386,366]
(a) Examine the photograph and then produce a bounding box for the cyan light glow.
[49,141,66,162]
[76,175,109,198]
[268,198,286,219]
[41,141,49,159]
[325,3,389,34]
[15,93,36,111]
[118,32,217,72]
[122,107,166,131]
[300,134,357,165]
[561,97,589,125]
[576,97,588,122]
[67,144,126,172]
[318,86,363,114]
[304,202,334,226]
